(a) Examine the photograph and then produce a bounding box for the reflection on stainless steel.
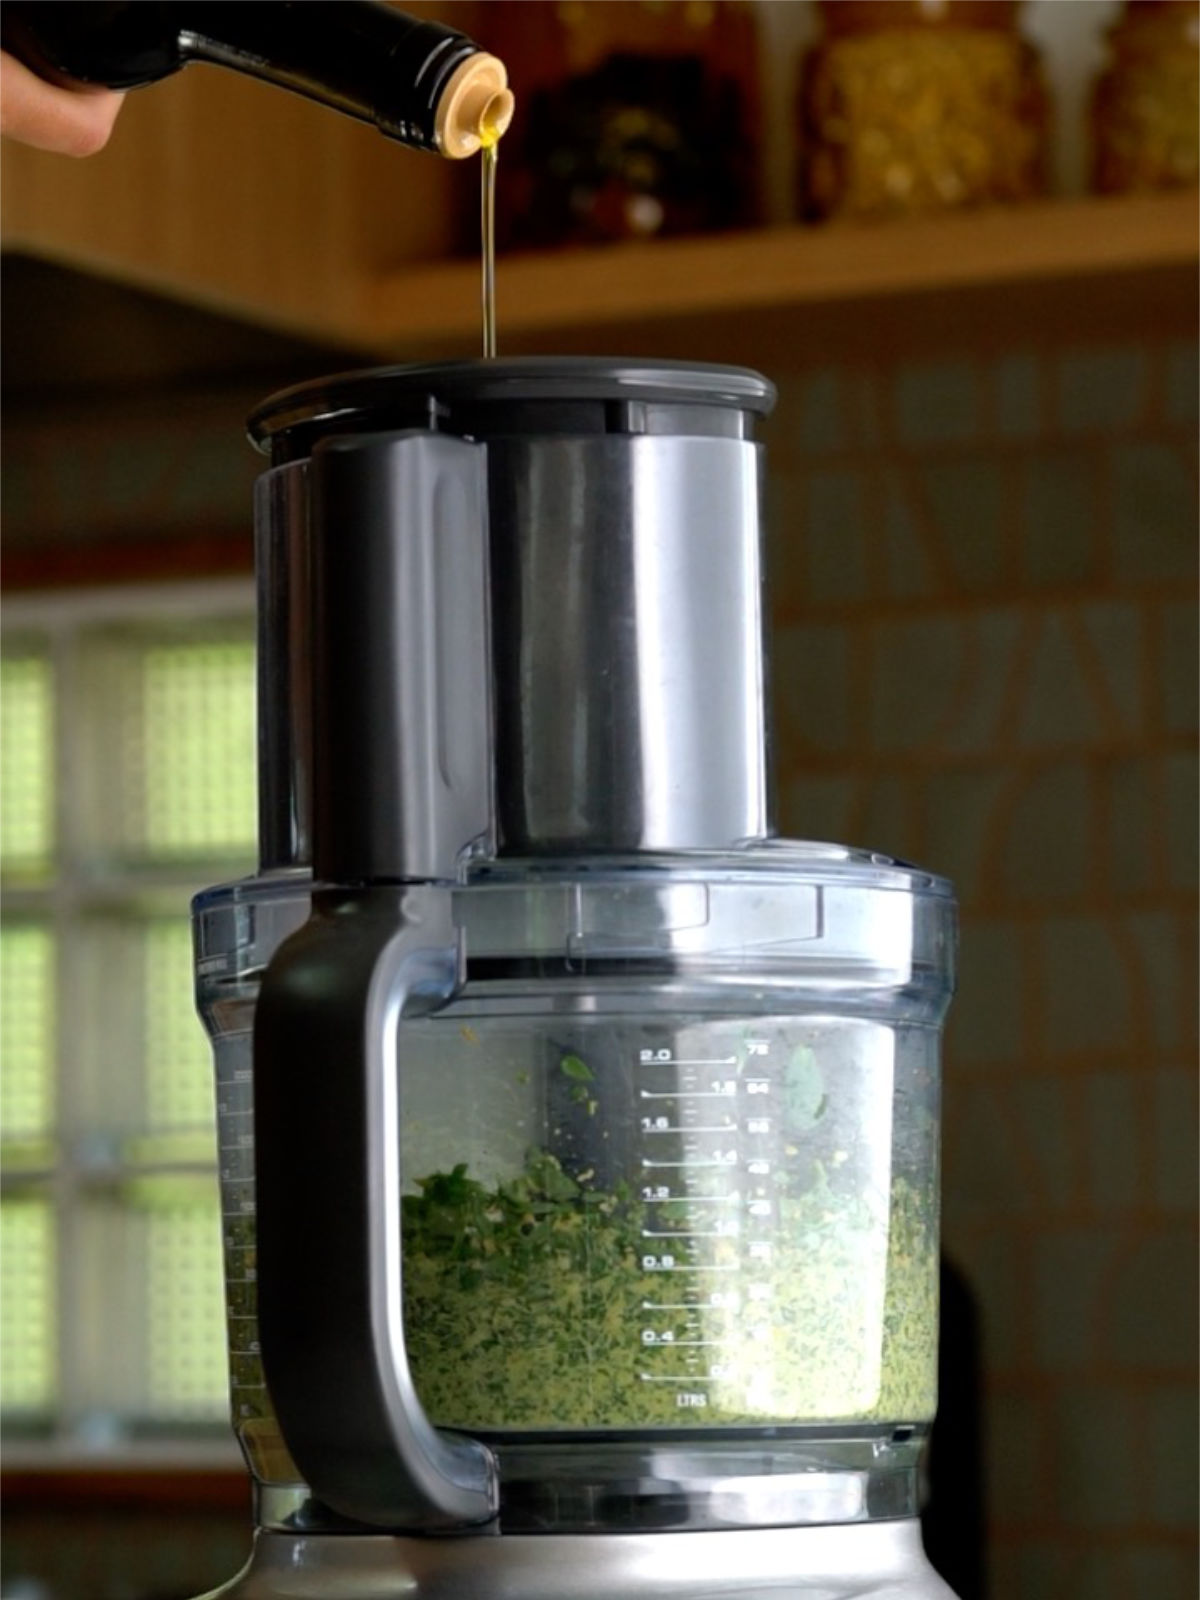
[199,1519,955,1598]
[488,1436,922,1534]
[254,432,771,865]
[486,436,769,854]
[255,461,311,871]
[252,1435,921,1538]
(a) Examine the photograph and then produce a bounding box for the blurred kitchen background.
[1,3,1196,1597]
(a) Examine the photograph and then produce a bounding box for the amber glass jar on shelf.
[480,0,762,248]
[1092,0,1199,194]
[798,0,1050,222]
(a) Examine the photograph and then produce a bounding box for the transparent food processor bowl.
[402,844,954,1440]
[194,844,954,1528]
[399,1006,940,1434]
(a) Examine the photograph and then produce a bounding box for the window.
[1,581,256,1454]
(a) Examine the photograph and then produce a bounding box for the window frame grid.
[2,579,256,1466]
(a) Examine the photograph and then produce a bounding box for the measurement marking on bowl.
[645,1337,729,1347]
[642,1123,735,1135]
[642,1157,739,1169]
[640,1088,737,1099]
[642,1229,740,1240]
[642,1056,738,1067]
[640,1263,739,1273]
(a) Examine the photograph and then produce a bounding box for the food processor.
[192,359,957,1597]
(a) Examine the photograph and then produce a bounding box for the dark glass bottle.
[0,0,513,157]
[478,1,762,249]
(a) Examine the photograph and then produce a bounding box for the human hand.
[1,48,124,156]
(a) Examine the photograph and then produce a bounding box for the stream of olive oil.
[481,135,498,359]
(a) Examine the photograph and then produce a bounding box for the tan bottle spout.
[435,52,515,158]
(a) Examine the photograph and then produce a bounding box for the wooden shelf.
[4,47,1194,364]
[5,150,1196,369]
[362,191,1199,364]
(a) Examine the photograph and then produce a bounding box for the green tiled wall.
[769,335,1198,1598]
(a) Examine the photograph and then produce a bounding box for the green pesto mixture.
[401,1150,937,1431]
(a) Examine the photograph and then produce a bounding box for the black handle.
[251,423,497,1528]
[254,884,498,1530]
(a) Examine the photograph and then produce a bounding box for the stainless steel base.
[198,1519,957,1598]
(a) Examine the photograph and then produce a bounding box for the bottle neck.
[1,0,486,153]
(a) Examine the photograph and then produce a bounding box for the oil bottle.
[1,1,514,159]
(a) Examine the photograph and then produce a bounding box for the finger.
[0,50,125,157]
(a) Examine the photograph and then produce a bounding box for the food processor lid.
[468,837,955,893]
[453,839,957,992]
[248,357,777,462]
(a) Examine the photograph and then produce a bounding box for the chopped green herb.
[402,1151,936,1431]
